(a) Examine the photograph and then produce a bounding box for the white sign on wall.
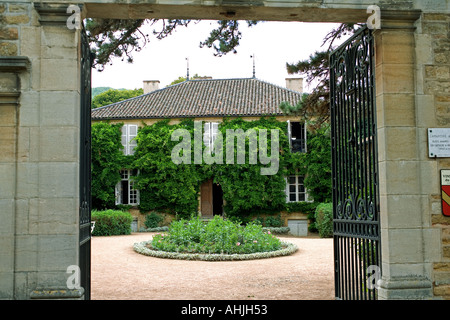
[428,128,450,158]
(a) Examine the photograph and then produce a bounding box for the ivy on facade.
[91,117,332,219]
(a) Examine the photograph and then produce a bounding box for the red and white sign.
[442,170,450,217]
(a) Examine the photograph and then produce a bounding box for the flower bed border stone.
[133,240,298,261]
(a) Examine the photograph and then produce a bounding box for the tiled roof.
[91,78,303,120]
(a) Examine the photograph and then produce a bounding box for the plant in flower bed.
[151,216,282,254]
[133,216,298,260]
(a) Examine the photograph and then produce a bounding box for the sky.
[91,20,342,93]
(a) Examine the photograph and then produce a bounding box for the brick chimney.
[143,80,160,94]
[285,78,303,93]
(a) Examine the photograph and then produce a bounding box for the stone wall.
[0,2,83,299]
[416,12,450,300]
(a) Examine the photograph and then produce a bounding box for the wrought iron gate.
[330,26,381,300]
[79,26,92,300]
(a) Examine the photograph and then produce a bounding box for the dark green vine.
[91,117,332,220]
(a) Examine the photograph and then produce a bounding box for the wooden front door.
[200,179,213,217]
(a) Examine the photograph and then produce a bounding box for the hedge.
[314,203,333,238]
[91,209,133,236]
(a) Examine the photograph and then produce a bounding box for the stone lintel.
[380,9,423,29]
[0,56,30,73]
[34,2,84,26]
[0,57,30,105]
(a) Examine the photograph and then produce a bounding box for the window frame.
[287,120,307,153]
[285,174,309,203]
[203,121,219,153]
[115,169,140,206]
[121,124,138,155]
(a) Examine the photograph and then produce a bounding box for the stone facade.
[416,12,450,300]
[0,2,82,299]
[0,0,449,300]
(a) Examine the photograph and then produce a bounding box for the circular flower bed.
[133,240,298,261]
[133,216,298,261]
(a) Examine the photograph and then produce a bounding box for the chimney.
[285,78,303,93]
[143,80,160,94]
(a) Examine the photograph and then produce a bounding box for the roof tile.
[91,78,302,120]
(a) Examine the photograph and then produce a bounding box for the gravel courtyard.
[91,232,334,300]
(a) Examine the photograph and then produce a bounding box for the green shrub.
[144,212,164,229]
[91,209,133,236]
[264,215,283,228]
[151,216,282,255]
[314,203,333,238]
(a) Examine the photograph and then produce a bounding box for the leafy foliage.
[199,20,259,56]
[92,88,144,109]
[284,23,362,127]
[85,19,258,70]
[151,216,282,254]
[91,122,126,209]
[167,74,211,86]
[91,118,332,221]
[144,212,164,229]
[214,117,290,218]
[314,203,333,238]
[91,209,133,236]
[132,119,206,217]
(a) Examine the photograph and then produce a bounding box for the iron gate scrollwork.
[330,26,381,300]
[79,25,92,300]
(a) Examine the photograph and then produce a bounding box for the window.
[115,169,139,205]
[203,122,219,153]
[121,124,138,155]
[287,121,307,153]
[286,175,308,202]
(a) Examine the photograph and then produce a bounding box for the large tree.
[86,19,258,71]
[281,23,362,128]
[86,18,362,123]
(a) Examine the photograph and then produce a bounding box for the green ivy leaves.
[91,117,332,219]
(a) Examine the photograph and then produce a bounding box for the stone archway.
[1,0,449,300]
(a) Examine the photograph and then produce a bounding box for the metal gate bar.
[79,26,92,300]
[330,26,381,300]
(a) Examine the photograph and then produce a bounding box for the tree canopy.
[86,18,362,123]
[281,23,361,128]
[86,19,259,71]
[92,88,144,109]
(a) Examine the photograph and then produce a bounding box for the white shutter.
[304,123,307,153]
[121,125,128,155]
[287,120,292,151]
[285,177,289,202]
[211,122,218,147]
[115,180,122,205]
[203,122,211,151]
[128,125,138,155]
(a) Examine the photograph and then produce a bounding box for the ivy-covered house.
[91,77,330,234]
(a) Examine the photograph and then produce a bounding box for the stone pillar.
[0,57,30,299]
[375,11,441,299]
[0,2,83,299]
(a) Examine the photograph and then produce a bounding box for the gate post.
[0,2,85,299]
[374,10,438,299]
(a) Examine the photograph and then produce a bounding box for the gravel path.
[91,233,334,300]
